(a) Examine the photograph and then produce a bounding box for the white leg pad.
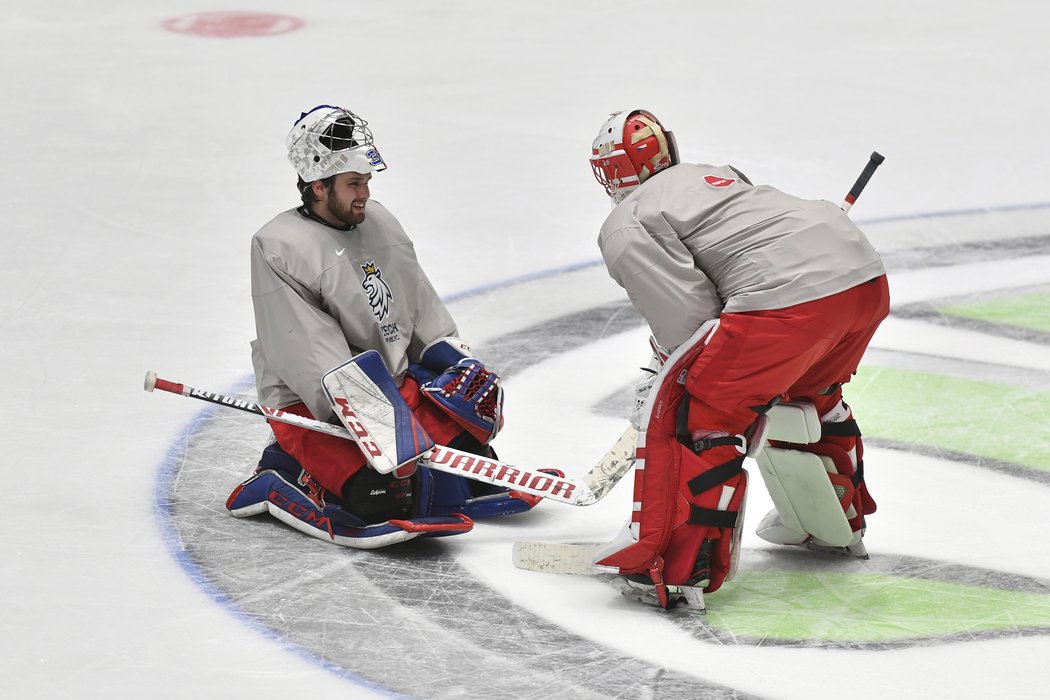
[764,401,822,443]
[755,446,854,547]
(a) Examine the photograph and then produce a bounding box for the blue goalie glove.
[413,337,504,443]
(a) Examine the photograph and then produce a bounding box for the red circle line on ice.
[162,12,304,38]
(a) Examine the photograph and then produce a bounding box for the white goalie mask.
[286,105,388,183]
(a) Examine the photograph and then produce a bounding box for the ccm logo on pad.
[704,175,735,188]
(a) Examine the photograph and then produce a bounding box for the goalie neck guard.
[590,109,679,204]
[286,105,388,183]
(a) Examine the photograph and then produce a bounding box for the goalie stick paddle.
[143,370,635,507]
[512,540,611,575]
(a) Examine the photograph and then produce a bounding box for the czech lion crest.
[360,261,393,321]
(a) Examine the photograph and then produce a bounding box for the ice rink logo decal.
[162,12,304,38]
[361,261,394,322]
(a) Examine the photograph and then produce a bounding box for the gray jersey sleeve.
[407,266,459,363]
[599,218,723,351]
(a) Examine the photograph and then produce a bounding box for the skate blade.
[804,539,869,559]
[616,578,706,611]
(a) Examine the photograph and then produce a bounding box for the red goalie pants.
[266,376,467,496]
[600,275,889,592]
[684,275,890,429]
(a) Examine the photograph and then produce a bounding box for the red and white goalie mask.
[590,110,679,204]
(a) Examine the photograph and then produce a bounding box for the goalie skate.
[805,538,869,559]
[755,504,869,559]
[616,576,706,611]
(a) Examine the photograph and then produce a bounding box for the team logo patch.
[360,261,394,322]
[366,148,384,167]
[704,175,735,188]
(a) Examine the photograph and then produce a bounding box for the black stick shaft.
[844,151,885,210]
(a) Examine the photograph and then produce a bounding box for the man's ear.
[310,179,329,200]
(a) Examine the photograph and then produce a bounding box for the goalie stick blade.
[512,541,613,575]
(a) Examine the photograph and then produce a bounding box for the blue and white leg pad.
[226,467,473,548]
[225,441,472,549]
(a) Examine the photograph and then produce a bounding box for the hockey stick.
[514,150,887,574]
[841,151,885,213]
[144,370,635,507]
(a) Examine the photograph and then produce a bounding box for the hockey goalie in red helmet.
[590,110,679,204]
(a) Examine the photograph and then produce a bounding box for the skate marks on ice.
[162,408,755,700]
[168,399,1050,668]
[155,213,1050,694]
[629,545,1050,651]
[159,302,755,698]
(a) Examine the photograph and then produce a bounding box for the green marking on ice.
[943,290,1050,333]
[846,366,1050,472]
[706,571,1050,643]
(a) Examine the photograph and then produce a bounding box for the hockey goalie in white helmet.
[590,110,679,204]
[286,105,387,187]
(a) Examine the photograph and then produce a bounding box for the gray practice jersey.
[598,163,886,351]
[250,201,457,421]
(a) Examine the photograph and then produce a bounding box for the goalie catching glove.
[411,337,504,443]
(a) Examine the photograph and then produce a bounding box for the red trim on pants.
[266,376,468,496]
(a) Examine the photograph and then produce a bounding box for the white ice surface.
[455,327,1050,700]
[3,1,1049,698]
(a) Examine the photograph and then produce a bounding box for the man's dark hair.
[298,175,336,207]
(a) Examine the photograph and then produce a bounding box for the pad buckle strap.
[647,557,671,609]
[688,505,739,529]
[687,456,745,496]
[852,458,865,487]
[691,434,746,454]
[821,419,861,438]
